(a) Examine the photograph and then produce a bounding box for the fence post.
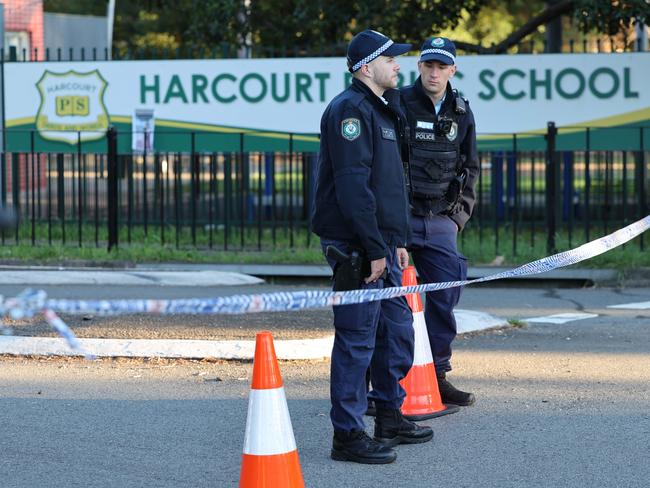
[107,126,119,251]
[190,131,197,246]
[545,121,558,254]
[639,127,647,250]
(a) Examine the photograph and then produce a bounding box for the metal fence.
[5,35,649,63]
[1,125,648,255]
[470,125,648,255]
[1,128,317,251]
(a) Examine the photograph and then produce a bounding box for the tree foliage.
[44,0,650,56]
[183,0,246,50]
[574,0,650,35]
[457,0,650,53]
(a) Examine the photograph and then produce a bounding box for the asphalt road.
[1,285,649,487]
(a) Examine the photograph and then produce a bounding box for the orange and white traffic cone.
[400,266,460,420]
[239,331,304,488]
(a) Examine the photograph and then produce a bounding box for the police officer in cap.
[312,29,433,464]
[400,37,479,406]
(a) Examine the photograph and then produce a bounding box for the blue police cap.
[419,37,456,65]
[347,29,411,73]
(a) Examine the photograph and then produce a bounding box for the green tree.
[249,1,352,54]
[249,0,650,55]
[247,0,488,55]
[183,0,245,53]
[45,0,650,56]
[455,0,650,53]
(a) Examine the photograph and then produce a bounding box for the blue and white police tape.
[1,214,649,358]
[0,288,95,359]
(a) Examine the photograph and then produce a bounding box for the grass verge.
[0,223,648,271]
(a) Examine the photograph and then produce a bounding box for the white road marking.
[525,312,599,324]
[455,309,508,333]
[606,301,650,310]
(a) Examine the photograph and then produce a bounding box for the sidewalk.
[0,267,264,286]
[0,262,626,286]
[158,263,623,286]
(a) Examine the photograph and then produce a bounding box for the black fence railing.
[470,126,648,256]
[1,126,648,256]
[1,128,317,252]
[5,36,649,63]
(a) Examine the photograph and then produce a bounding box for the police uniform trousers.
[322,240,415,432]
[409,214,468,373]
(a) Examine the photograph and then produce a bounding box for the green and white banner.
[5,53,650,152]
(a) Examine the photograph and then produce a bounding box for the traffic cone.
[400,266,460,420]
[239,331,304,488]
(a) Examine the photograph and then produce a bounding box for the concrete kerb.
[0,309,508,360]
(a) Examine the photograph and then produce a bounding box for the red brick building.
[3,1,46,196]
[3,0,45,61]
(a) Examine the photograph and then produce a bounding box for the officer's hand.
[365,258,387,284]
[396,247,409,270]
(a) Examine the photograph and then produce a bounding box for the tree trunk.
[456,0,574,54]
[545,0,563,52]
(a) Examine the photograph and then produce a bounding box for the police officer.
[312,29,433,464]
[400,37,479,406]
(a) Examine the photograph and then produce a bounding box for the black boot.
[374,408,434,447]
[437,371,475,406]
[331,429,397,464]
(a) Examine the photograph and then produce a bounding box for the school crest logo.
[36,70,109,144]
[341,118,361,141]
[432,38,445,47]
[446,122,458,142]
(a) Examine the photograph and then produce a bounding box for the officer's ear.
[449,65,457,78]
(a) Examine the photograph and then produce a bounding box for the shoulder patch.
[341,118,361,141]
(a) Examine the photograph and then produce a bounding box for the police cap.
[419,37,456,65]
[347,29,411,73]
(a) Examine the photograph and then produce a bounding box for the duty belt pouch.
[326,245,372,291]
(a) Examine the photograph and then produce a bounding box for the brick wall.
[3,0,45,60]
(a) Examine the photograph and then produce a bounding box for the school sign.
[5,53,650,152]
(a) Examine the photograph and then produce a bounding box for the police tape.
[1,214,649,357]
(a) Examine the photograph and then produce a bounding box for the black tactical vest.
[402,88,466,214]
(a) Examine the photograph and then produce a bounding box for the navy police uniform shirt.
[311,78,411,260]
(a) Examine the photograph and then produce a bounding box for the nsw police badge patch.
[446,122,458,142]
[341,118,361,141]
